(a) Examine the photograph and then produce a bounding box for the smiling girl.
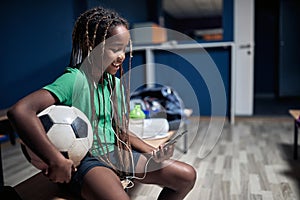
[7,6,196,200]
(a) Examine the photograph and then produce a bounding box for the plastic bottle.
[129,104,145,137]
[130,104,146,119]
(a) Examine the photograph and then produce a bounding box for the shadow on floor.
[279,143,300,195]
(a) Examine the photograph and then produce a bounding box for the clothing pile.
[130,85,185,130]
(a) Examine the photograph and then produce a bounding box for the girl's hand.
[43,157,76,183]
[152,143,174,163]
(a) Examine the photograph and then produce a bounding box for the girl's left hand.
[152,143,174,163]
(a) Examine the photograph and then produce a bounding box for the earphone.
[97,77,154,189]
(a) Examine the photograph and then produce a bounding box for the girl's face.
[104,25,130,75]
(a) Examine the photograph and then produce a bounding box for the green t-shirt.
[43,67,125,155]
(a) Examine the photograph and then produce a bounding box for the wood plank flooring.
[1,116,299,200]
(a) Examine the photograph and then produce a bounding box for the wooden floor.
[2,116,300,200]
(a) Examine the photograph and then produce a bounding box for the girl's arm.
[128,133,155,153]
[128,132,174,162]
[7,89,74,183]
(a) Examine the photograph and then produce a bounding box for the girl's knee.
[170,163,196,194]
[181,164,197,186]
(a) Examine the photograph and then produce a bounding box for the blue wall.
[87,0,149,25]
[0,0,76,109]
[154,48,230,116]
[1,0,234,116]
[223,0,234,41]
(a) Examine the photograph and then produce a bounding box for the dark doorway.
[254,0,300,116]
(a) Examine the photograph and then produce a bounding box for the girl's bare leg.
[135,155,197,200]
[81,166,130,200]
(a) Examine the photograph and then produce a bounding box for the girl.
[7,6,196,200]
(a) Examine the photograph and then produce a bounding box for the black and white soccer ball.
[21,105,93,170]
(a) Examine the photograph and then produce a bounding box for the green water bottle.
[129,104,145,138]
[130,104,146,119]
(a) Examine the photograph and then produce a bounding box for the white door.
[234,0,255,115]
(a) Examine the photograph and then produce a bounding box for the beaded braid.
[69,7,133,176]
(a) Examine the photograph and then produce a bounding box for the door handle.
[239,44,251,49]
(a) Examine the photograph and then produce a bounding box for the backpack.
[130,85,185,130]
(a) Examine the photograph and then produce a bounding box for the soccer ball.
[21,105,93,170]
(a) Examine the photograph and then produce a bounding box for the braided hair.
[69,7,129,67]
[69,7,133,177]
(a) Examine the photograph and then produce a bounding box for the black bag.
[130,85,185,130]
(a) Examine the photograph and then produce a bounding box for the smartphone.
[164,130,188,148]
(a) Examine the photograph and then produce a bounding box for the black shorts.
[66,149,141,196]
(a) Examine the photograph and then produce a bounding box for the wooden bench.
[289,109,300,160]
[0,108,190,199]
